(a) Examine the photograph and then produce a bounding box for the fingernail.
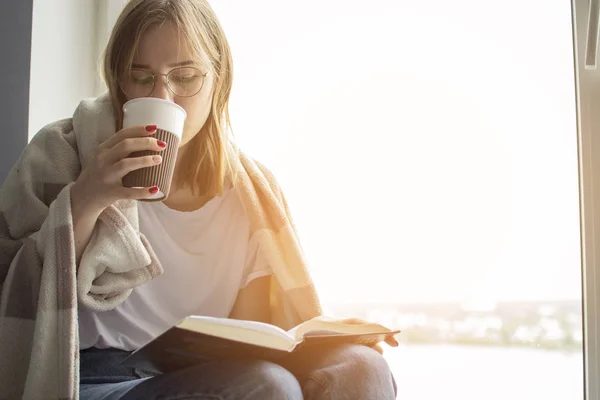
[145,125,157,132]
[152,155,162,163]
[157,140,167,148]
[149,186,159,194]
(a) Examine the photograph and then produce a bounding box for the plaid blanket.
[0,94,322,399]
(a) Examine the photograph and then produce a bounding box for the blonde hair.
[103,0,237,197]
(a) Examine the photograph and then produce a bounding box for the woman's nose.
[149,75,174,102]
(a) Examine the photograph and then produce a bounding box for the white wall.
[28,0,109,141]
[93,0,129,95]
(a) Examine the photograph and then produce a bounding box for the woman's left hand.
[372,335,400,355]
[340,318,399,355]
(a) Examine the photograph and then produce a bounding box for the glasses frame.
[120,66,208,99]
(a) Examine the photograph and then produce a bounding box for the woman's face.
[128,22,214,148]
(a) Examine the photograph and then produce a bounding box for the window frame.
[572,0,600,398]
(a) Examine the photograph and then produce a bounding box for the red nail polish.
[157,140,167,148]
[149,186,159,194]
[146,125,157,132]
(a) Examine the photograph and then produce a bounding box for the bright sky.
[212,0,581,306]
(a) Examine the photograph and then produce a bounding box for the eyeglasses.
[120,66,208,98]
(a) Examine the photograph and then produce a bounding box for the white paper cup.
[121,98,187,201]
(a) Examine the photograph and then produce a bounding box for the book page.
[177,316,296,351]
[290,316,393,341]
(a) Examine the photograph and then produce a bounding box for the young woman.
[3,0,397,398]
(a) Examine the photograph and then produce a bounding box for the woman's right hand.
[71,124,167,214]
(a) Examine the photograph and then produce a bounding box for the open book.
[122,315,400,373]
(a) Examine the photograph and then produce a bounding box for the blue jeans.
[80,344,397,399]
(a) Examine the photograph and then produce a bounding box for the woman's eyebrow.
[130,60,196,69]
[168,60,195,67]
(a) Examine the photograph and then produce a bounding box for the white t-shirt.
[79,188,271,351]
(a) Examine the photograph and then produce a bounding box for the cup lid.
[123,97,187,119]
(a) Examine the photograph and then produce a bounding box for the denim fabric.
[79,344,397,400]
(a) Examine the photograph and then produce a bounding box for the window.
[66,0,589,397]
[214,0,584,398]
